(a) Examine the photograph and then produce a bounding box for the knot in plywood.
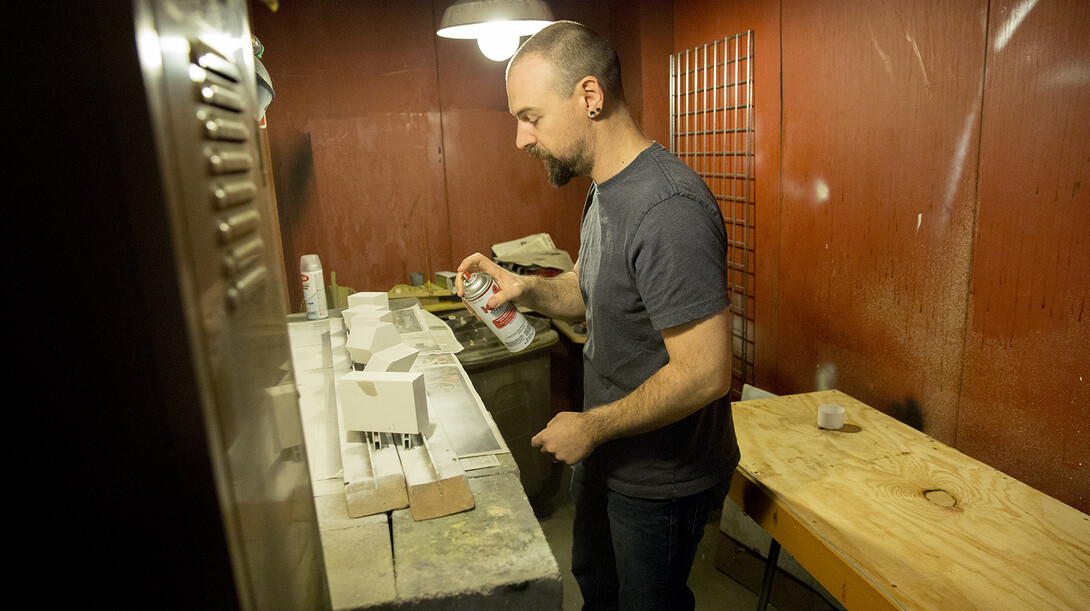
[923,488,957,508]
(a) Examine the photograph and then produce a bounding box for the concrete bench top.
[315,453,562,610]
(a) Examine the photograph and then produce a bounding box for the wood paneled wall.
[251,0,1088,513]
[250,1,596,306]
[672,0,1089,514]
[960,0,1089,512]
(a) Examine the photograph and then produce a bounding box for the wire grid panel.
[669,32,755,400]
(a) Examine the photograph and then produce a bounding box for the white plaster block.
[265,382,303,449]
[346,321,401,364]
[338,371,428,434]
[364,343,420,373]
[347,291,389,309]
[434,271,457,291]
[287,319,333,371]
[342,304,393,331]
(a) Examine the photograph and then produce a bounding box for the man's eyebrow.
[512,106,536,119]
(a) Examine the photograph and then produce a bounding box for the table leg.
[756,538,781,611]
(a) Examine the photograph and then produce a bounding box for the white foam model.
[264,381,303,449]
[364,343,419,373]
[346,320,400,364]
[347,291,389,309]
[343,304,394,330]
[338,371,428,434]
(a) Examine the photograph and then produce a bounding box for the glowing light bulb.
[476,30,519,61]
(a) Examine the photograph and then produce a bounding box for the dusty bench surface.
[316,453,562,610]
[729,390,1090,610]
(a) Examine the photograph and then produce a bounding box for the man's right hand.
[455,252,530,310]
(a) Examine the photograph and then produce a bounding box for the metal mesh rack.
[669,32,755,400]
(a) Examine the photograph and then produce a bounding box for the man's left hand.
[531,411,598,465]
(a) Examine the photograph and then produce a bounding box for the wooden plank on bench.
[338,430,408,518]
[398,421,475,521]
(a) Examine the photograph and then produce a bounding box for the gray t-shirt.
[577,142,739,499]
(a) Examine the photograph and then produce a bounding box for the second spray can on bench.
[300,254,328,320]
[461,272,535,353]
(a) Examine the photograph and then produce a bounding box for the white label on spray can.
[462,272,535,352]
[300,254,328,319]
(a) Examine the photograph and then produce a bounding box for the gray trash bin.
[442,309,560,516]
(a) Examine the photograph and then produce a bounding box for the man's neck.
[589,112,654,184]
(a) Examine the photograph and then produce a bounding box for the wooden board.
[728,470,899,611]
[397,421,475,521]
[730,390,1090,610]
[338,432,408,519]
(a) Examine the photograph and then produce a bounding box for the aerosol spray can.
[461,272,535,352]
[300,254,328,320]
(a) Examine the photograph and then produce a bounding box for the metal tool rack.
[670,31,756,400]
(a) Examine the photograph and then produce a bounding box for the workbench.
[287,312,562,609]
[728,390,1090,610]
[316,453,561,610]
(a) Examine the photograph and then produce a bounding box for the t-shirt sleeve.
[631,195,732,330]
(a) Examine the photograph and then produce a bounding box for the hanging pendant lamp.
[436,0,554,61]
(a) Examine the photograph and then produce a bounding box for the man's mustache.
[529,145,550,160]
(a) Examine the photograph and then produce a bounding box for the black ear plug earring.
[589,107,601,118]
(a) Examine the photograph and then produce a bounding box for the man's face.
[507,54,592,187]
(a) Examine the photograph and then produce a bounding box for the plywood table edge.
[728,467,903,610]
[730,390,906,610]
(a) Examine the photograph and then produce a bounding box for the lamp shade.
[436,0,553,40]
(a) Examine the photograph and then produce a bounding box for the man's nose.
[515,122,536,150]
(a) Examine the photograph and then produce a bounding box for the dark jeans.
[570,466,731,611]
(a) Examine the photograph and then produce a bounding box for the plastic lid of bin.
[447,311,558,367]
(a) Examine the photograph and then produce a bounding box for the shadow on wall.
[811,362,924,432]
[280,132,315,226]
[888,397,924,432]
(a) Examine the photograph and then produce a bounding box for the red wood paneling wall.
[776,0,986,445]
[251,2,451,303]
[960,0,1090,510]
[252,0,1087,512]
[251,1,604,304]
[672,0,783,397]
[672,0,1089,513]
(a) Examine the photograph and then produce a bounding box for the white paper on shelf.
[491,232,574,271]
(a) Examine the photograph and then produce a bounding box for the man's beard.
[530,141,592,188]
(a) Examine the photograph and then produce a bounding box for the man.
[456,21,739,610]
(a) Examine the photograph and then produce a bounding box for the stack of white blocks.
[338,292,428,436]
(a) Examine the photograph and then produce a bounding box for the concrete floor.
[536,467,778,611]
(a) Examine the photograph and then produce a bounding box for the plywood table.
[728,390,1090,610]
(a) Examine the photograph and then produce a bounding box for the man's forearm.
[529,351,729,465]
[583,356,727,445]
[517,271,585,321]
[530,308,732,465]
[586,309,732,443]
